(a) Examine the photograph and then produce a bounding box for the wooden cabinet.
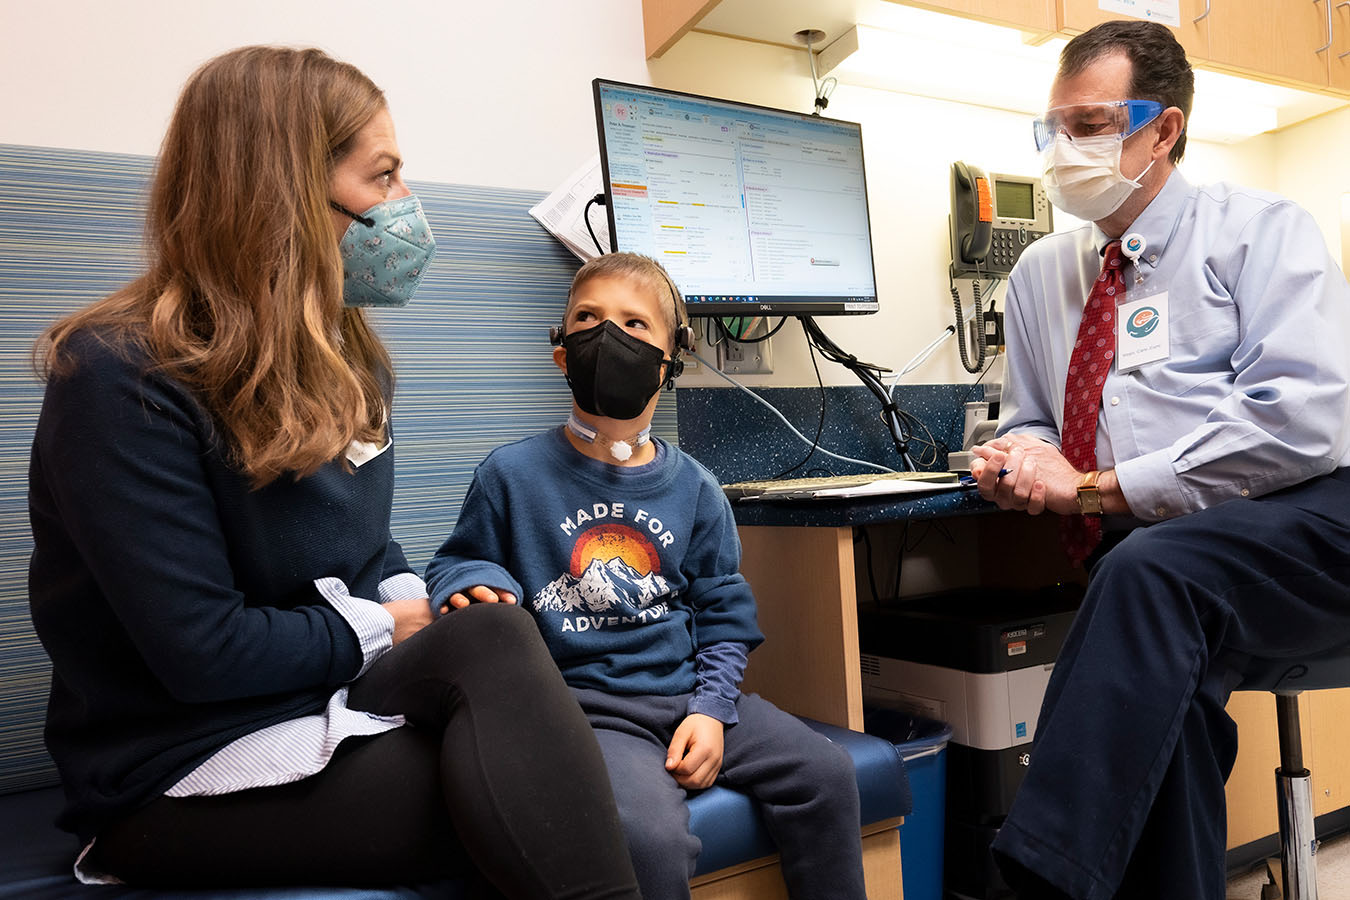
[738,526,865,730]
[1225,688,1350,850]
[641,0,1350,96]
[644,0,721,58]
[1060,0,1210,57]
[1061,0,1349,93]
[901,0,1058,34]
[1308,689,1350,817]
[1060,0,1342,91]
[1226,692,1292,849]
[1207,0,1335,88]
[1331,0,1350,91]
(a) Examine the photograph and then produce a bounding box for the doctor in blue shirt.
[970,19,1350,900]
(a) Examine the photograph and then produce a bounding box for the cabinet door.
[1208,0,1331,87]
[1225,692,1283,850]
[1225,690,1350,849]
[643,0,723,58]
[901,0,1059,34]
[1309,689,1350,817]
[1331,0,1350,91]
[1060,0,1209,57]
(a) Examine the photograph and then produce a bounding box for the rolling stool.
[1237,650,1350,900]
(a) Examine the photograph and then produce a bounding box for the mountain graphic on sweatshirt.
[533,557,670,613]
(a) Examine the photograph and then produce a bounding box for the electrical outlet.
[717,333,773,375]
[962,401,990,448]
[984,310,1005,349]
[967,310,1005,353]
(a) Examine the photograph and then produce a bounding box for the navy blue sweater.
[425,429,763,704]
[27,330,411,841]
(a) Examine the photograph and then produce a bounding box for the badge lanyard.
[1115,232,1170,373]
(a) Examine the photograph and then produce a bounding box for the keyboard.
[722,470,961,501]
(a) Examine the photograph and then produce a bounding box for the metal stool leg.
[1262,692,1317,900]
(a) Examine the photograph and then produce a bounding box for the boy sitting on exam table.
[424,252,868,900]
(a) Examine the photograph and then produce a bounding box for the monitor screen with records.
[593,79,880,317]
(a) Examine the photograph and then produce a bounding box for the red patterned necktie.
[1059,240,1124,566]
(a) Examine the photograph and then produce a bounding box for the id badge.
[1116,291,1170,373]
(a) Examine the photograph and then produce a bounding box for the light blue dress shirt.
[997,169,1350,522]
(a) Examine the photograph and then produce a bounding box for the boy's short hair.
[566,252,688,347]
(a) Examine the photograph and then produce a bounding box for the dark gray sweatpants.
[571,687,867,900]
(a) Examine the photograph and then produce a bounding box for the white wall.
[0,0,648,191]
[1272,106,1350,260]
[650,31,1282,388]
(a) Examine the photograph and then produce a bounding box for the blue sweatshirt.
[425,429,763,720]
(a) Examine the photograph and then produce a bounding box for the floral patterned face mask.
[332,194,437,307]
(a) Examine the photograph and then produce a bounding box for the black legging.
[92,603,642,899]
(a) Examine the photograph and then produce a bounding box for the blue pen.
[960,468,1011,487]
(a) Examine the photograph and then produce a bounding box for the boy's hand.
[440,585,518,614]
[665,713,724,790]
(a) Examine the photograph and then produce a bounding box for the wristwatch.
[1077,470,1104,516]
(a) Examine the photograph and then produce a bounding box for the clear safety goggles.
[1032,100,1163,152]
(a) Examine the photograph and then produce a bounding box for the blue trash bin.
[864,709,953,900]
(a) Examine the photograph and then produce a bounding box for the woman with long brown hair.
[28,46,640,898]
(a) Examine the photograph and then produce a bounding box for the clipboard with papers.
[722,471,964,502]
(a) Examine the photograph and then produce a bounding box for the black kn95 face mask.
[562,320,673,420]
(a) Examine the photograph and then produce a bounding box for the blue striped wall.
[0,143,677,793]
[0,147,152,792]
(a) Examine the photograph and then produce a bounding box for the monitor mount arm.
[799,315,916,471]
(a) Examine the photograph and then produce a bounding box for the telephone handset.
[948,161,995,373]
[947,161,1054,372]
[949,161,993,278]
[950,163,1053,278]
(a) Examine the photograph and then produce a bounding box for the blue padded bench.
[0,144,910,899]
[0,719,909,899]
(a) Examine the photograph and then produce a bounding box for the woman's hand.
[384,595,434,645]
[441,585,518,614]
[665,713,725,790]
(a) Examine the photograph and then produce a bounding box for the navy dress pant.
[991,468,1350,900]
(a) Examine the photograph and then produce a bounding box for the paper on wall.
[529,155,611,262]
[1096,0,1181,27]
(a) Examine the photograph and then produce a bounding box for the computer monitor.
[592,79,880,317]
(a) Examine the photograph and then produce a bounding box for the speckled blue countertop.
[675,384,998,527]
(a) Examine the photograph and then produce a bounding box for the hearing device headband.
[659,269,696,383]
[549,265,696,388]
